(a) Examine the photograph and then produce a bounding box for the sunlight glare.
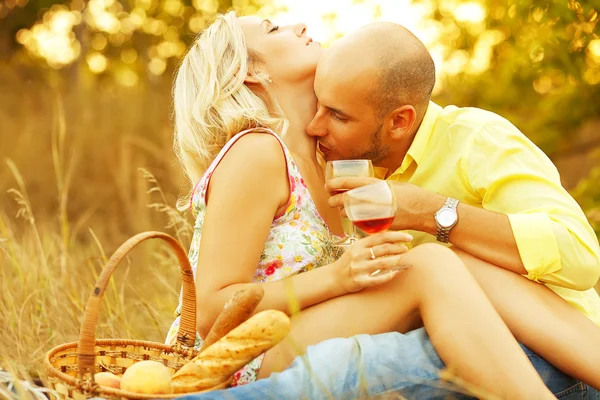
[588,39,600,64]
[454,2,486,23]
[17,7,81,68]
[270,0,437,46]
[87,52,109,73]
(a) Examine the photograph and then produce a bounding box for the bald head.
[321,22,435,119]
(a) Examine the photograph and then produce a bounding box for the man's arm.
[327,177,529,275]
[411,190,528,275]
[328,120,599,289]
[413,120,600,289]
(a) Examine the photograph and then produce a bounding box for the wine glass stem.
[339,208,358,242]
[351,226,359,242]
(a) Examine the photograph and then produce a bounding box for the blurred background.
[1,0,599,380]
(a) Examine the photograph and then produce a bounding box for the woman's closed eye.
[268,25,280,33]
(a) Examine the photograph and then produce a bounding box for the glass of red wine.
[343,181,396,234]
[343,181,400,276]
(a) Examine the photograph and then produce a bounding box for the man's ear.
[387,105,417,139]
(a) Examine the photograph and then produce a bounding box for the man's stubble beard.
[348,122,389,164]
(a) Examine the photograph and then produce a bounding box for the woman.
[166,11,600,398]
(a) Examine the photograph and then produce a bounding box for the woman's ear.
[243,74,262,85]
[244,53,269,85]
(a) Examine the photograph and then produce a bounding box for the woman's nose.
[294,23,307,37]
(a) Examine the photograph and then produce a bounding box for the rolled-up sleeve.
[466,120,600,290]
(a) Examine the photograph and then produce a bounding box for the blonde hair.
[173,11,285,210]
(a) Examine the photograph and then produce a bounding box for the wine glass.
[343,181,396,234]
[325,160,375,247]
[344,181,401,276]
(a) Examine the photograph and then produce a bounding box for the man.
[181,23,600,399]
[313,23,600,308]
[314,23,600,314]
[313,20,600,392]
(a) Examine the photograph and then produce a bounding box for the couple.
[165,11,600,399]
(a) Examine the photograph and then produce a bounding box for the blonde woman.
[166,12,600,398]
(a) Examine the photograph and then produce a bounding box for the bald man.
[181,23,599,400]
[313,23,599,306]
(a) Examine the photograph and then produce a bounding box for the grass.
[0,66,191,382]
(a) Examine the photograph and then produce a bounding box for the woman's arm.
[194,133,346,337]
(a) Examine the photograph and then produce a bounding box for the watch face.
[437,209,457,228]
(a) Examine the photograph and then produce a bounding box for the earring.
[267,78,273,83]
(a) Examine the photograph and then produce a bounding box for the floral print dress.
[165,128,340,386]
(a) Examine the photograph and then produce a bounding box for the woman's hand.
[333,231,413,294]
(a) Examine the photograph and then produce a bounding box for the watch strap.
[436,197,459,243]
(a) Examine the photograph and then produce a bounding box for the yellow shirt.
[386,102,600,325]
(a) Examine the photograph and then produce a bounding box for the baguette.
[200,285,264,352]
[172,309,290,393]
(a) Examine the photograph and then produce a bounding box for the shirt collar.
[391,101,443,177]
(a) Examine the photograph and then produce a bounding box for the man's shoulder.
[438,104,512,129]
[434,104,526,148]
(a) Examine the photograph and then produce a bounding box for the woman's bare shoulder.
[209,132,289,198]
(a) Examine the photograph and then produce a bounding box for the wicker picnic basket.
[44,231,229,400]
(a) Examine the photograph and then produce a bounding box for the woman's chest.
[257,220,336,281]
[292,159,344,236]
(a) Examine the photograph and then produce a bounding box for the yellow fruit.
[94,372,121,389]
[120,360,173,394]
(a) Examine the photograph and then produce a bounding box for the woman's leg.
[453,248,600,390]
[259,243,554,400]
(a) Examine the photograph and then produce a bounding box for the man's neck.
[272,79,319,163]
[378,108,428,176]
[378,137,415,177]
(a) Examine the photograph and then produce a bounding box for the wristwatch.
[434,197,459,243]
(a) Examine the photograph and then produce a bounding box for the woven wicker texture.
[44,231,228,399]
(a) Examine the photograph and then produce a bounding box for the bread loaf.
[172,309,290,393]
[200,286,264,352]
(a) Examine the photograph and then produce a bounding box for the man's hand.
[326,177,383,218]
[327,177,443,232]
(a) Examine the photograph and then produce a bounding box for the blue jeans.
[180,328,599,399]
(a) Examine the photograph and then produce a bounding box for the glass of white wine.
[325,160,375,247]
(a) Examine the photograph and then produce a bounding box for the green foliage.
[433,1,599,146]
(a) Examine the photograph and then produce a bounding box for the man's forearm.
[415,193,527,275]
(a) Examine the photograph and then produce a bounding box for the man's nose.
[306,113,325,137]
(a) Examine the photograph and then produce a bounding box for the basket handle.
[77,231,197,377]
